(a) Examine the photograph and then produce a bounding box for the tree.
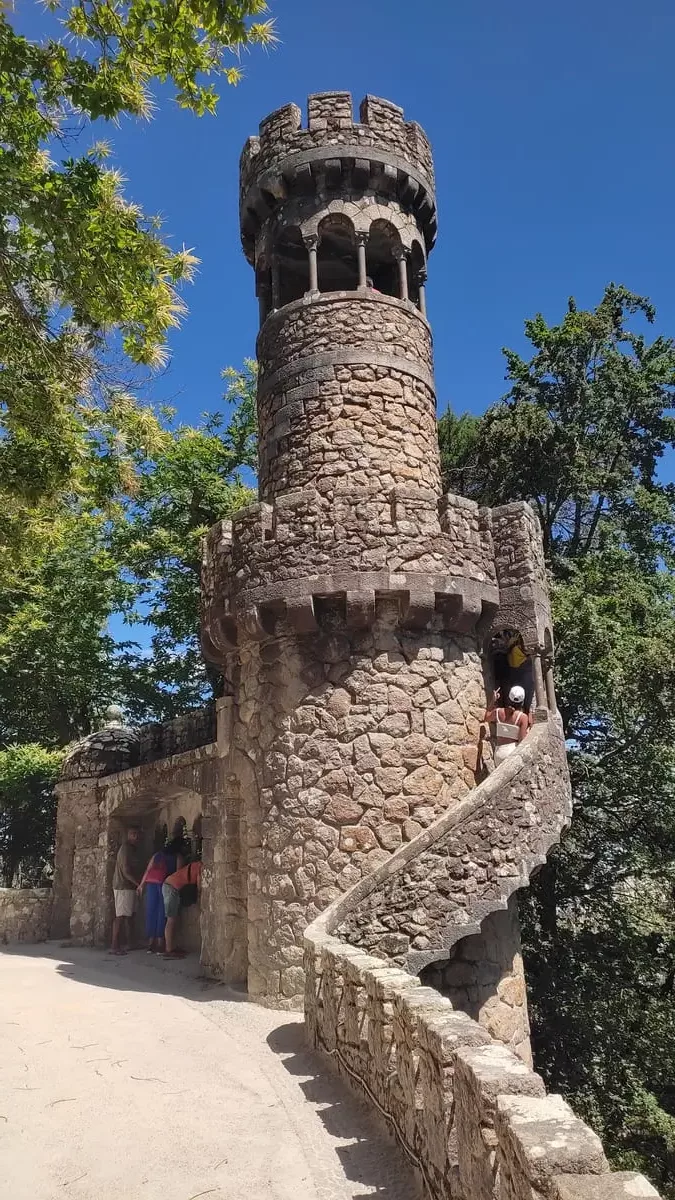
[439,285,675,1195]
[0,744,63,886]
[0,2,274,502]
[111,361,258,719]
[0,363,257,744]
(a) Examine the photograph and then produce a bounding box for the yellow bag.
[507,642,527,669]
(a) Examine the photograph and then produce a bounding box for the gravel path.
[0,947,417,1200]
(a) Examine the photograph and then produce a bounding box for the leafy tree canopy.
[0,1,274,501]
[0,362,257,744]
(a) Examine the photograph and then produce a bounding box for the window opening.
[317,215,358,293]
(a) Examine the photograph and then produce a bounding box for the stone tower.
[202,93,556,1035]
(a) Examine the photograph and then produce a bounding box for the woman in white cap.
[484,685,530,764]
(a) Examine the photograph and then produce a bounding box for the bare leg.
[112,916,122,951]
[164,916,177,954]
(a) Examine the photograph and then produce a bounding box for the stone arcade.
[2,91,659,1200]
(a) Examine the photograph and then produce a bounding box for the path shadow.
[1,943,248,1004]
[267,1021,418,1199]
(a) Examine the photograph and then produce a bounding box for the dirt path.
[0,947,415,1200]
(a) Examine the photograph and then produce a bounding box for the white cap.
[508,685,525,705]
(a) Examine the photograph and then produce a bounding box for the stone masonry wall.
[333,714,569,970]
[302,715,569,1061]
[256,293,437,501]
[234,608,489,1007]
[0,888,52,944]
[304,931,661,1200]
[491,503,551,652]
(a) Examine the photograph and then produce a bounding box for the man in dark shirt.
[111,826,141,954]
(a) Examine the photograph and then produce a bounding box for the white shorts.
[113,889,136,918]
[494,742,518,765]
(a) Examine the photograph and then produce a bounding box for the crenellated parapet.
[240,92,437,266]
[201,489,504,657]
[201,486,553,666]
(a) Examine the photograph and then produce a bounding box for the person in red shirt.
[137,837,185,953]
[162,860,202,958]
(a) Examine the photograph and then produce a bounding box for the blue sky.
[15,0,675,429]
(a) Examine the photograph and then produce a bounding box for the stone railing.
[0,888,52,945]
[319,712,571,973]
[304,937,659,1200]
[304,717,661,1200]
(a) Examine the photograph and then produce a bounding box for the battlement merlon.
[489,501,553,656]
[239,93,437,264]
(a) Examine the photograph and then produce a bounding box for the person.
[137,837,185,953]
[162,859,202,958]
[365,275,379,292]
[484,685,530,765]
[111,826,141,955]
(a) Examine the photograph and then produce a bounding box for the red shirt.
[165,862,201,891]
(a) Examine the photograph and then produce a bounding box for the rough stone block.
[496,1094,609,1198]
[552,1175,660,1200]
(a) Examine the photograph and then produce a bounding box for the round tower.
[202,93,539,1035]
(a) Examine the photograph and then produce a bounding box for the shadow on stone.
[2,943,248,1004]
[267,1021,419,1199]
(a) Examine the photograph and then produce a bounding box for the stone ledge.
[496,1094,609,1192]
[57,740,217,797]
[304,924,660,1200]
[553,1175,661,1200]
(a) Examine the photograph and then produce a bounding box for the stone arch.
[366,218,403,297]
[275,225,309,308]
[487,626,535,713]
[317,212,358,292]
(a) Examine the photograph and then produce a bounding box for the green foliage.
[0,364,257,742]
[111,360,258,718]
[0,2,274,500]
[0,743,63,885]
[437,410,483,499]
[440,285,675,1195]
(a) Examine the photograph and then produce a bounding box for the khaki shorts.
[113,889,136,918]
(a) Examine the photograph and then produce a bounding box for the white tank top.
[495,709,521,742]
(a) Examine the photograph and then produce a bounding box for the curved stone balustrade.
[330,711,571,972]
[304,721,661,1200]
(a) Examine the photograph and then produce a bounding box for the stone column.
[271,256,280,310]
[258,285,270,327]
[396,249,409,301]
[304,235,318,293]
[533,654,546,709]
[356,232,368,288]
[421,895,532,1065]
[545,660,557,712]
[418,269,427,317]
